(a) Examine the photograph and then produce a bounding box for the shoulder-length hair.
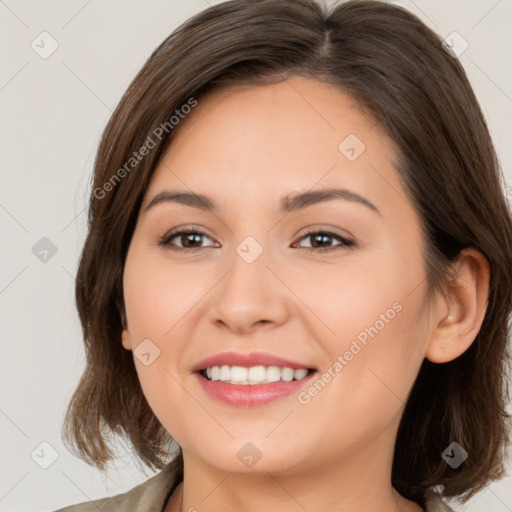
[63,0,512,507]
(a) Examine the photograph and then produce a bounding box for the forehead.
[158,76,392,162]
[146,77,403,217]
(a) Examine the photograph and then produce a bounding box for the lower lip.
[194,371,316,407]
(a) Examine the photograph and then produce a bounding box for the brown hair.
[63,0,512,507]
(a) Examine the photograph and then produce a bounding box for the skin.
[121,76,490,512]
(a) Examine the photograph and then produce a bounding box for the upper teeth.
[204,365,309,384]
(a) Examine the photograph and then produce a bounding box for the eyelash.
[157,227,355,253]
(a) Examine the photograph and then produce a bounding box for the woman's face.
[122,77,435,475]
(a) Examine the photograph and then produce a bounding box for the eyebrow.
[143,187,381,215]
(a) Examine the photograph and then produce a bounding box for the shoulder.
[425,489,457,512]
[51,463,180,512]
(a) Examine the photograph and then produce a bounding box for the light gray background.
[1,1,511,511]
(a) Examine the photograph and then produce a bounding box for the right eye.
[158,229,218,251]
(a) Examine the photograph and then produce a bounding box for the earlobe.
[119,303,132,350]
[424,248,490,364]
[122,329,132,351]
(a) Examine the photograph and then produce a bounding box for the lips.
[191,351,316,373]
[191,352,317,406]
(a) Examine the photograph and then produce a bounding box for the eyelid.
[296,224,354,241]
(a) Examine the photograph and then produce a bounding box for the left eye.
[293,230,355,252]
[158,229,355,252]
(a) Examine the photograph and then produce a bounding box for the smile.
[201,364,312,385]
[195,366,317,407]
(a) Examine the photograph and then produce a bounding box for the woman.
[55,0,512,511]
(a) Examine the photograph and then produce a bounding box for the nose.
[208,242,290,334]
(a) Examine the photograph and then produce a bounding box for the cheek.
[300,241,429,405]
[123,247,210,342]
[293,286,428,457]
[122,246,216,436]
[284,254,417,353]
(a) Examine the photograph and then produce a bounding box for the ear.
[118,294,132,350]
[425,248,490,363]
[122,328,133,351]
[117,301,132,350]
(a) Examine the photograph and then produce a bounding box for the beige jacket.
[52,462,456,512]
